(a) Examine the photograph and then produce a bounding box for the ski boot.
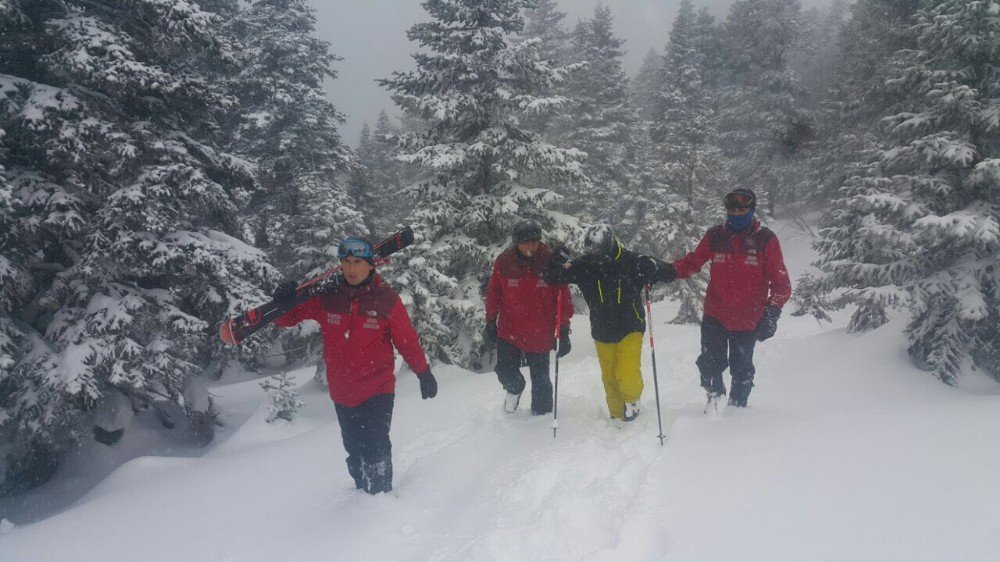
[503,392,521,413]
[704,390,725,414]
[623,401,640,422]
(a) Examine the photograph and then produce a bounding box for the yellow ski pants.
[594,331,644,418]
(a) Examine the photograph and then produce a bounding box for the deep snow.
[2,222,999,561]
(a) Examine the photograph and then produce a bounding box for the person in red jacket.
[272,237,437,494]
[661,189,792,409]
[485,220,573,415]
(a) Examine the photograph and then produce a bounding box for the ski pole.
[644,285,666,445]
[552,290,562,438]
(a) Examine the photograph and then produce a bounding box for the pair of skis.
[219,226,414,346]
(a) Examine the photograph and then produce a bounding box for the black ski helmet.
[512,219,542,244]
[584,224,618,260]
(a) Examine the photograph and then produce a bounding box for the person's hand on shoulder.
[272,279,298,306]
[658,262,677,283]
[550,245,571,268]
[637,255,659,278]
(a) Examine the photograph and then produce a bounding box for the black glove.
[272,279,298,306]
[322,272,344,292]
[484,320,498,343]
[549,245,570,267]
[418,370,438,399]
[658,263,677,283]
[637,255,659,278]
[756,305,781,342]
[557,325,571,358]
[544,246,571,284]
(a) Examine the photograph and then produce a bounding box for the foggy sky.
[310,0,834,147]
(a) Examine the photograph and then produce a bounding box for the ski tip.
[398,226,415,247]
[219,319,239,346]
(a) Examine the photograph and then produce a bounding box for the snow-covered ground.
[2,222,999,561]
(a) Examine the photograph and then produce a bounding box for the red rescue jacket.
[275,274,429,407]
[672,220,792,331]
[485,244,573,353]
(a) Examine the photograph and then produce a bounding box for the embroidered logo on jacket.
[508,279,519,287]
[327,313,342,325]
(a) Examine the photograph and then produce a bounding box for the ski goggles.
[337,238,374,260]
[724,192,754,211]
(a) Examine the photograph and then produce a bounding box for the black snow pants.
[696,315,757,405]
[495,338,552,415]
[334,393,394,494]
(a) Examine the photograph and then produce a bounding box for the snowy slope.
[2,222,999,562]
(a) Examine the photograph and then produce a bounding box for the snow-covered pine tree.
[817,0,1000,385]
[795,2,870,211]
[784,0,857,226]
[791,1,845,109]
[635,0,721,324]
[649,0,721,210]
[0,0,278,491]
[519,0,570,140]
[823,0,920,192]
[806,0,922,331]
[522,0,568,68]
[788,272,833,323]
[0,46,28,388]
[1,1,99,488]
[260,371,305,423]
[0,155,27,392]
[628,49,664,239]
[630,48,662,125]
[715,0,810,215]
[693,6,725,91]
[353,110,408,236]
[349,122,376,233]
[552,5,638,229]
[221,0,366,368]
[226,0,366,280]
[378,0,584,368]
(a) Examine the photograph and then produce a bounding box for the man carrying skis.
[271,237,437,495]
[659,189,791,409]
[485,220,573,415]
[545,225,670,421]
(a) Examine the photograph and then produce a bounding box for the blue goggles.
[337,238,374,260]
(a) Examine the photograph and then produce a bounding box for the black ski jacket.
[545,243,660,344]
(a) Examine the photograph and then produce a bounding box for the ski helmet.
[512,220,542,244]
[724,188,756,212]
[584,224,618,260]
